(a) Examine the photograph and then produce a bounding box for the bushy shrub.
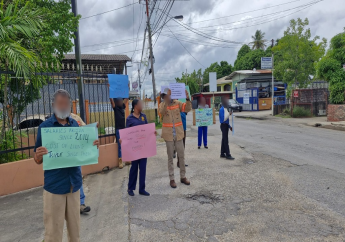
[292,106,312,118]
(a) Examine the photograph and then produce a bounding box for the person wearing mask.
[159,89,192,188]
[120,100,156,196]
[34,89,99,242]
[197,97,209,149]
[109,97,127,169]
[219,96,235,160]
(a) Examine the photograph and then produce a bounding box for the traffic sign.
[261,57,272,69]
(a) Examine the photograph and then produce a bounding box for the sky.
[76,0,345,96]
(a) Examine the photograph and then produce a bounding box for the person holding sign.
[120,100,155,196]
[34,89,99,242]
[109,95,128,169]
[159,89,192,188]
[197,97,209,149]
[219,96,235,160]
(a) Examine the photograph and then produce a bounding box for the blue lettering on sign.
[67,151,78,157]
[48,151,63,158]
[58,134,73,140]
[75,133,89,143]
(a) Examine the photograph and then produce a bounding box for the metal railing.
[0,66,117,163]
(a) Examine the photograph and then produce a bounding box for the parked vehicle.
[228,99,242,112]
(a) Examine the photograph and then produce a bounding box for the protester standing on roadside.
[197,96,209,149]
[219,96,235,160]
[159,89,192,188]
[109,96,127,169]
[120,99,156,196]
[34,89,99,242]
[70,113,99,214]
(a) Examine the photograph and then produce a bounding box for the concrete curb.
[307,123,345,132]
[235,115,269,120]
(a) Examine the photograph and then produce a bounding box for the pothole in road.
[186,192,224,204]
[243,159,255,165]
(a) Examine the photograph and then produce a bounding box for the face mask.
[54,108,71,120]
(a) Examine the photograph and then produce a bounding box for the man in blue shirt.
[177,111,188,168]
[34,89,99,242]
[219,96,235,160]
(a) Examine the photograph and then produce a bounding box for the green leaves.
[272,18,326,89]
[249,30,267,50]
[316,28,345,104]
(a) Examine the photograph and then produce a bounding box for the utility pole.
[145,0,158,119]
[71,0,86,122]
[271,39,274,116]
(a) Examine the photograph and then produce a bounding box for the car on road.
[228,99,242,112]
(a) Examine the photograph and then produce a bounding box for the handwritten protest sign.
[119,123,156,162]
[169,83,186,99]
[84,123,99,156]
[108,74,129,98]
[179,85,190,103]
[41,127,98,170]
[195,108,213,126]
[161,85,169,94]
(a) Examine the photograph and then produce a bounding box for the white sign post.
[209,72,217,92]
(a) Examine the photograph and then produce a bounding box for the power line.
[131,3,145,60]
[165,26,205,68]
[81,2,137,20]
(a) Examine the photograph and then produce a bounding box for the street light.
[152,15,184,35]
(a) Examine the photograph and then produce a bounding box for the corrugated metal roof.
[64,54,131,61]
[228,70,272,79]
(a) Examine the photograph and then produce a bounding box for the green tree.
[250,30,267,50]
[272,18,327,89]
[316,28,345,104]
[234,49,265,70]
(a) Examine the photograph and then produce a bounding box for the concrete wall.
[0,143,119,197]
[327,104,345,122]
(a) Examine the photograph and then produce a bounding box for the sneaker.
[198,146,200,149]
[118,158,123,169]
[177,161,188,168]
[80,204,91,214]
[220,154,226,158]
[204,146,208,149]
[128,190,135,196]
[226,155,235,160]
[139,190,150,196]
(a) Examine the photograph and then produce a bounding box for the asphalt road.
[198,115,345,174]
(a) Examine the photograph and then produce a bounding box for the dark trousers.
[220,123,230,156]
[198,126,208,147]
[128,158,147,192]
[177,130,186,164]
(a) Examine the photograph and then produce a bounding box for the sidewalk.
[235,110,345,131]
[2,117,345,241]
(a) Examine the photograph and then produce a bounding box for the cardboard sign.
[41,127,98,170]
[169,83,186,99]
[119,123,157,162]
[108,74,129,98]
[179,86,191,103]
[161,85,169,94]
[195,108,213,126]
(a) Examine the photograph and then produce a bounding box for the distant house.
[61,54,131,83]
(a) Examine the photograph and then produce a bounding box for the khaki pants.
[166,139,186,180]
[43,189,80,242]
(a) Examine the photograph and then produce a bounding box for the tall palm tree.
[250,30,267,50]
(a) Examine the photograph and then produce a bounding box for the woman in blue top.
[121,99,155,196]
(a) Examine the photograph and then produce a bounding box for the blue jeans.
[115,129,122,158]
[198,126,208,147]
[128,158,147,192]
[79,167,85,205]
